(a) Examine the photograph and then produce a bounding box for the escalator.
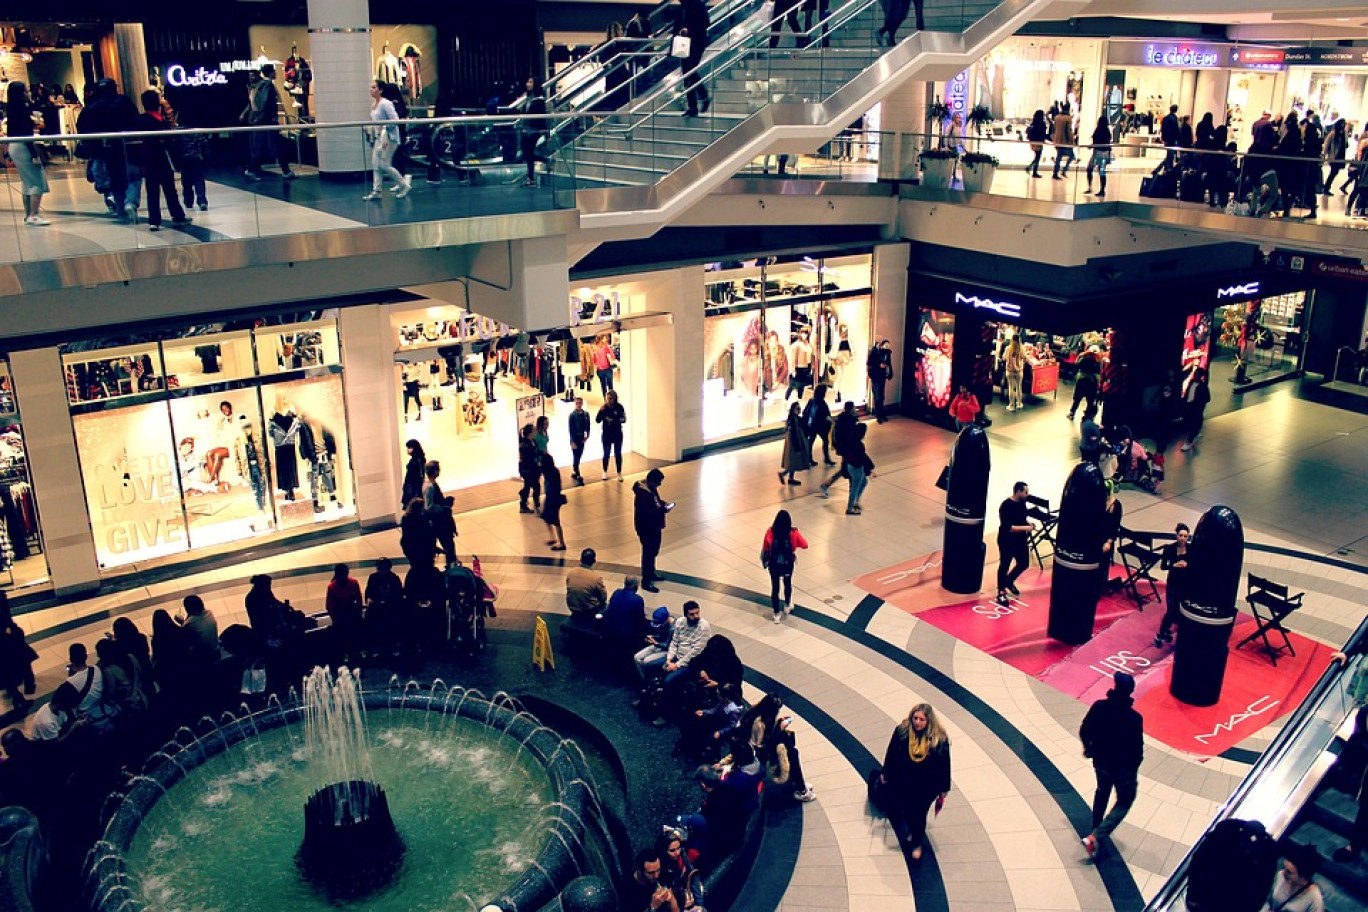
[1281,707,1368,912]
[1146,617,1368,912]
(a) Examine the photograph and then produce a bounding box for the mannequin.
[269,405,301,501]
[235,415,271,527]
[296,415,321,512]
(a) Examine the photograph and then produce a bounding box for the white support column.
[339,305,402,527]
[873,243,910,408]
[306,0,372,174]
[620,266,704,461]
[8,349,100,596]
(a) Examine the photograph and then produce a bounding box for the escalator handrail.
[561,0,878,147]
[1144,613,1368,911]
[543,0,766,103]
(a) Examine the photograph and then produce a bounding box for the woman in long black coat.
[401,439,426,508]
[872,702,952,859]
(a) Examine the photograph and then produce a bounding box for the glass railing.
[0,112,579,267]
[886,128,1368,228]
[544,0,767,111]
[554,0,1001,188]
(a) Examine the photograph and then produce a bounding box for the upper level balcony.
[886,128,1368,258]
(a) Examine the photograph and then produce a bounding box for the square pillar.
[8,349,100,596]
[339,305,402,526]
[873,243,911,408]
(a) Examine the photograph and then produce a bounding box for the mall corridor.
[10,378,1368,912]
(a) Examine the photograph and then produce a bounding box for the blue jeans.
[848,465,868,510]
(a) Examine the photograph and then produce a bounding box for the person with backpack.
[761,509,809,623]
[803,384,835,466]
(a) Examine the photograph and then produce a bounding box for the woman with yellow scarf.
[870,702,952,859]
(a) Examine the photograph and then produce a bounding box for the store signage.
[945,69,969,117]
[954,292,1021,319]
[1145,44,1221,68]
[569,291,622,327]
[166,64,229,87]
[1216,282,1260,299]
[1284,48,1368,67]
[1229,48,1285,71]
[219,59,268,73]
[1278,251,1368,284]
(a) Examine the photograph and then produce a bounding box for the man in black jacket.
[674,0,711,117]
[1081,671,1144,857]
[1152,104,1180,177]
[76,78,139,219]
[633,468,671,592]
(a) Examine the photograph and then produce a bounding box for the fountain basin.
[88,688,606,912]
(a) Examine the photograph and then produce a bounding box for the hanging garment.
[0,516,11,570]
[269,413,301,493]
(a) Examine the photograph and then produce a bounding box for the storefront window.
[912,309,956,412]
[390,297,630,491]
[64,317,355,571]
[702,253,872,441]
[0,361,48,592]
[1216,291,1309,386]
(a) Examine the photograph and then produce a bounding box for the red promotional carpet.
[855,553,1330,758]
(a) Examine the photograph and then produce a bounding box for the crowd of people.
[1139,104,1367,220]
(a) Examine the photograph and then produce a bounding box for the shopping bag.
[670,35,692,58]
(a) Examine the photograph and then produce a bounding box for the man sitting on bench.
[565,548,608,624]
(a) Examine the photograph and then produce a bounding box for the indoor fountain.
[86,669,618,912]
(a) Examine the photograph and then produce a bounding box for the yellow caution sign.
[533,616,556,672]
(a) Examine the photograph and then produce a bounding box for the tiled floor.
[12,379,1368,911]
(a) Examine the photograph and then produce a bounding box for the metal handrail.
[582,0,880,145]
[543,0,766,102]
[1143,614,1368,911]
[0,111,583,145]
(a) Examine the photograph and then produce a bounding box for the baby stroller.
[444,556,498,656]
[1100,427,1163,494]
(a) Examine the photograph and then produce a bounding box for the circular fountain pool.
[89,680,608,912]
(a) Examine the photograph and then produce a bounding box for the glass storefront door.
[0,360,48,592]
[702,253,873,441]
[64,317,355,571]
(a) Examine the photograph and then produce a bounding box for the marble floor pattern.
[10,381,1368,912]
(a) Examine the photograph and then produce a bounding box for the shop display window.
[66,320,355,570]
[257,320,340,376]
[75,403,188,567]
[63,343,165,404]
[703,253,872,441]
[161,330,256,388]
[913,309,955,411]
[0,361,48,592]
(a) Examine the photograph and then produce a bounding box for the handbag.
[670,35,692,58]
[241,661,267,695]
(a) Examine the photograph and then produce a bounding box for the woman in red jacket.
[325,563,364,664]
[761,509,809,623]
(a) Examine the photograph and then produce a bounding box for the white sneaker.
[24,216,49,226]
[772,612,782,624]
[794,787,816,802]
[602,472,609,481]
[363,190,382,201]
[394,176,412,199]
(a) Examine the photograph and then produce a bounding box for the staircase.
[547,0,1081,241]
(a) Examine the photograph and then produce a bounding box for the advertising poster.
[514,394,544,438]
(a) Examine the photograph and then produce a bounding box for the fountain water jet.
[295,667,404,900]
